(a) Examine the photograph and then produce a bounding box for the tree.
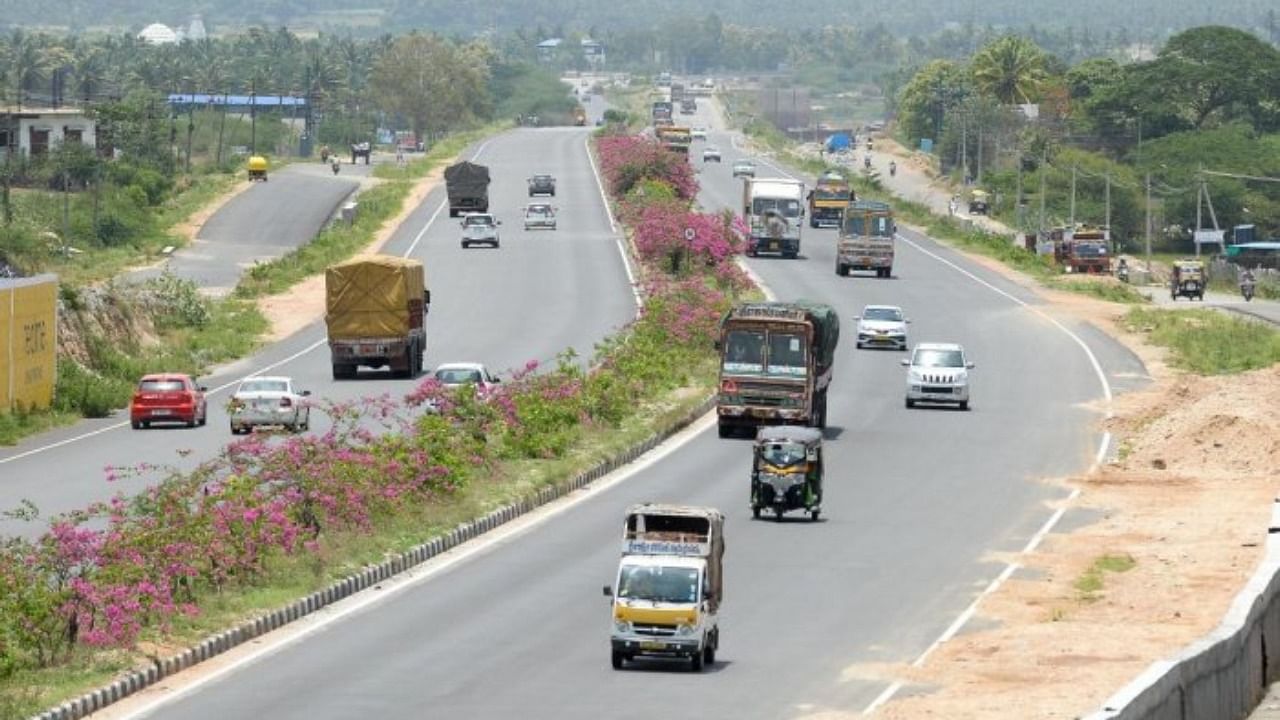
[896,60,970,146]
[370,33,488,140]
[970,35,1047,105]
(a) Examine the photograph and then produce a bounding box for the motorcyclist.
[888,160,897,177]
[864,154,872,169]
[1240,269,1257,300]
[1116,258,1130,283]
[330,158,341,175]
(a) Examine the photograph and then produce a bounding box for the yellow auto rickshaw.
[751,426,824,522]
[968,189,990,215]
[1170,259,1206,301]
[247,155,269,182]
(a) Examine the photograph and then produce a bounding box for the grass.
[234,125,497,298]
[1045,278,1152,304]
[1123,307,1280,374]
[0,407,80,446]
[6,375,717,717]
[1074,553,1137,602]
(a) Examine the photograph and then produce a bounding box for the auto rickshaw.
[1170,259,1206,301]
[247,155,269,182]
[968,189,989,215]
[751,426,824,522]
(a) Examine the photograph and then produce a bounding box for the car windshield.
[532,176,551,183]
[436,368,483,385]
[617,565,699,604]
[465,215,493,226]
[527,206,550,216]
[912,349,964,368]
[239,379,288,393]
[752,198,801,218]
[760,441,808,468]
[767,333,807,376]
[863,307,903,322]
[736,161,754,169]
[139,379,185,392]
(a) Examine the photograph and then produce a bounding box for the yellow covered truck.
[655,126,692,155]
[325,255,430,380]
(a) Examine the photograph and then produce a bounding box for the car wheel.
[855,341,863,349]
[230,422,240,435]
[959,400,970,411]
[131,420,142,430]
[690,649,705,672]
[461,241,469,249]
[611,650,625,670]
[198,408,207,426]
[905,398,915,409]
[187,415,197,428]
[810,509,821,521]
[142,421,151,429]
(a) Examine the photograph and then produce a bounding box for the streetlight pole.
[1145,171,1152,274]
[1069,164,1077,228]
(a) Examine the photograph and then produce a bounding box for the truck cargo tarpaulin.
[325,256,426,339]
[443,161,490,200]
[0,274,58,411]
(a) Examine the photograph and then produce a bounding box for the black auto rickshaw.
[1170,259,1206,301]
[751,426,824,521]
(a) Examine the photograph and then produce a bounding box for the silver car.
[902,343,974,410]
[732,159,755,178]
[524,203,557,230]
[228,376,311,433]
[461,213,501,249]
[425,362,502,413]
[855,305,909,350]
[702,146,721,162]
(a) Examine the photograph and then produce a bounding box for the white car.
[425,363,502,413]
[702,146,721,162]
[523,203,557,230]
[691,127,708,141]
[461,213,501,249]
[902,343,974,410]
[732,159,756,178]
[228,376,311,434]
[855,305,909,350]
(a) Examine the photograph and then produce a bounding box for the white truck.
[603,504,724,672]
[743,177,806,258]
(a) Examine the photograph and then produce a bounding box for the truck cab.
[604,504,723,672]
[743,178,806,258]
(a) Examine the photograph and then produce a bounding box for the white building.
[0,108,97,162]
[187,15,208,41]
[138,23,178,45]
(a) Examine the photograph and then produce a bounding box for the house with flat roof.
[0,107,96,162]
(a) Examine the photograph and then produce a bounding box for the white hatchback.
[902,343,974,410]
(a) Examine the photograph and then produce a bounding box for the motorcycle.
[331,159,341,176]
[863,156,872,170]
[889,162,897,177]
[1241,280,1256,302]
[1117,264,1130,283]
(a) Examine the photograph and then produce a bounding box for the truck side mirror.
[602,585,613,597]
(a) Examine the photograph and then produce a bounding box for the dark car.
[528,174,556,197]
[130,373,208,429]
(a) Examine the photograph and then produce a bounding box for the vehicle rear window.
[436,369,483,385]
[239,379,288,393]
[139,379,186,392]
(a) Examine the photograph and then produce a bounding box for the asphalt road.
[0,124,635,537]
[128,163,363,295]
[124,99,1148,718]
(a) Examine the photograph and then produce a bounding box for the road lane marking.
[584,135,641,312]
[99,412,718,720]
[2,140,495,467]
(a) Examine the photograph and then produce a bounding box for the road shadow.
[619,658,734,674]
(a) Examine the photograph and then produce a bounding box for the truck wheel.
[717,422,733,439]
[752,506,761,519]
[810,509,821,521]
[704,642,716,666]
[332,364,355,380]
[611,650,625,670]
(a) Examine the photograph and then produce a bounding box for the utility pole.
[1144,171,1152,273]
[1037,149,1047,237]
[250,80,257,155]
[1015,151,1024,230]
[1104,172,1112,247]
[216,90,228,167]
[1195,166,1203,258]
[976,124,983,185]
[1069,164,1077,228]
[185,101,195,174]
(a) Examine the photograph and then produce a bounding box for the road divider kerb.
[29,391,718,720]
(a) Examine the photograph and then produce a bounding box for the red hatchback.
[130,374,208,429]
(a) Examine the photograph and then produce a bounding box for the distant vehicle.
[247,155,269,182]
[742,177,804,258]
[433,362,501,392]
[528,173,556,197]
[523,203,557,230]
[732,159,756,178]
[837,200,895,278]
[702,146,722,162]
[445,161,490,217]
[130,373,207,429]
[807,171,851,229]
[691,127,708,141]
[902,343,974,410]
[228,376,311,434]
[864,120,886,132]
[461,213,501,248]
[325,255,429,379]
[854,305,909,350]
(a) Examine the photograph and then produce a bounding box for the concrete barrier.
[1084,499,1280,720]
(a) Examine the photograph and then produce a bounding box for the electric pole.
[1037,149,1047,237]
[1069,164,1077,228]
[1144,171,1152,273]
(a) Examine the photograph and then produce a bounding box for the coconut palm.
[971,35,1047,105]
[7,29,48,109]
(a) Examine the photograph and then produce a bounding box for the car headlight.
[675,624,695,636]
[615,621,632,633]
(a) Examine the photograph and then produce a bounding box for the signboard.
[0,275,58,411]
[622,539,710,557]
[1194,230,1225,248]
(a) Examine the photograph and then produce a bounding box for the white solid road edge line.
[101,412,718,720]
[861,238,1115,715]
[0,139,494,468]
[583,135,642,313]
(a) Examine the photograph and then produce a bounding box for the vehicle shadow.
[821,426,845,440]
[621,658,734,674]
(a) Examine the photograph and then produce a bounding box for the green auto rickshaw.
[751,426,824,522]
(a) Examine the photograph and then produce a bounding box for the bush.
[1123,307,1280,374]
[53,359,131,418]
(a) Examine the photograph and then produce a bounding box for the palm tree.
[971,36,1047,105]
[8,29,48,109]
[71,46,106,104]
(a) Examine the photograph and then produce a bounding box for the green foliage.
[1045,278,1150,304]
[53,358,132,419]
[1075,553,1136,601]
[895,60,970,147]
[1123,307,1280,375]
[970,35,1048,105]
[489,61,578,125]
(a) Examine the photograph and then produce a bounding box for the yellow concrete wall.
[0,275,58,412]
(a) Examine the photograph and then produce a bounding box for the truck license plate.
[770,241,779,250]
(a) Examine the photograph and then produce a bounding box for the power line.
[1202,169,1280,184]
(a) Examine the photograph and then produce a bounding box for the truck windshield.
[767,333,807,377]
[814,188,848,201]
[617,565,699,604]
[1073,243,1107,257]
[752,198,802,218]
[843,214,894,237]
[722,329,765,374]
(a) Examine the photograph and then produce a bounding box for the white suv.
[902,343,974,410]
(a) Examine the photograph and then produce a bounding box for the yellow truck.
[324,255,430,380]
[604,504,724,672]
[655,126,692,155]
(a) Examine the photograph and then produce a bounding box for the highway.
[0,111,635,537]
[116,96,1150,718]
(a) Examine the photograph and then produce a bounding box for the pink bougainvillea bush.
[0,127,751,689]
